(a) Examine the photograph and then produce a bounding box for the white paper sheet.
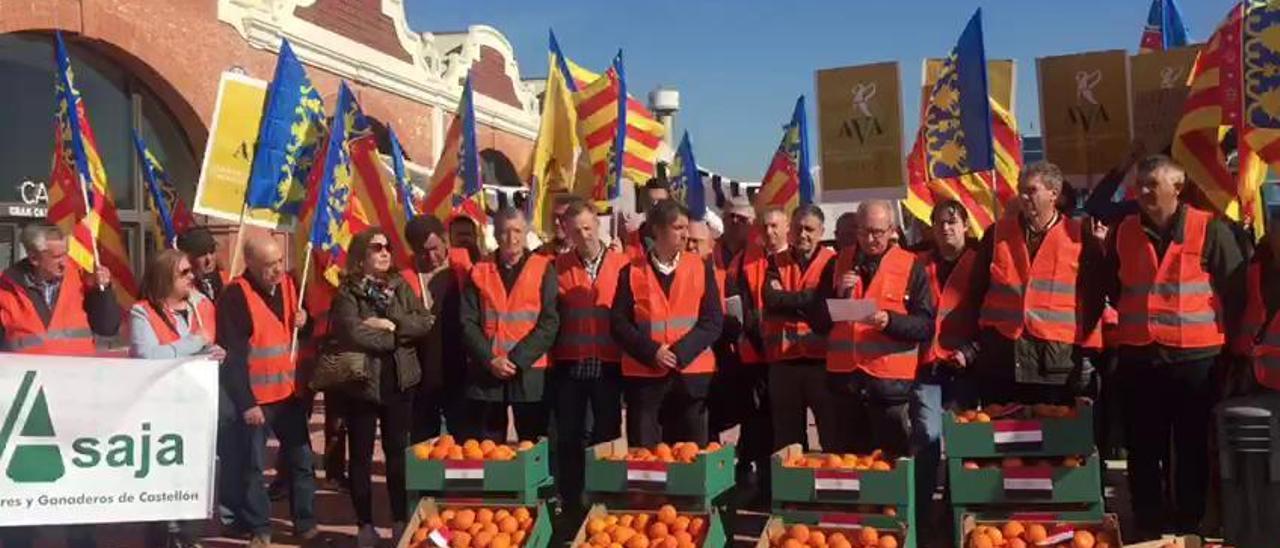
[826,298,879,322]
[725,295,744,320]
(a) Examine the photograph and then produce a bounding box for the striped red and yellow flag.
[756,96,814,214]
[1172,3,1269,238]
[423,75,486,225]
[905,97,1022,238]
[48,33,136,304]
[574,53,664,201]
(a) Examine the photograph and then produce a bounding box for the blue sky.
[409,0,1233,181]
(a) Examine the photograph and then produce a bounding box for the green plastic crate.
[584,437,736,500]
[954,509,1118,548]
[570,504,726,548]
[943,403,1094,458]
[404,436,551,502]
[770,444,915,506]
[760,510,915,548]
[396,498,552,548]
[948,453,1102,505]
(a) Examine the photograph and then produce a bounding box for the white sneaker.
[356,524,379,547]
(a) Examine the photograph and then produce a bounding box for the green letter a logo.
[1,371,65,483]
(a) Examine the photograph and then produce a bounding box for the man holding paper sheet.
[762,204,839,452]
[812,200,935,455]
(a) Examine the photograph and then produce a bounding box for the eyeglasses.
[369,242,390,254]
[858,227,892,238]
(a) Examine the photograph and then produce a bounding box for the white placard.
[826,298,879,323]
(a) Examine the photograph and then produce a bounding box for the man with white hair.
[813,200,935,454]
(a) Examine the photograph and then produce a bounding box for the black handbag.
[309,339,371,392]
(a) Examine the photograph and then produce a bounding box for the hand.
[837,272,858,297]
[951,350,968,369]
[769,279,783,291]
[857,310,890,330]
[243,406,265,426]
[294,308,308,329]
[624,212,645,233]
[362,317,396,332]
[609,238,625,254]
[207,344,227,361]
[655,344,678,370]
[93,265,111,288]
[488,356,517,379]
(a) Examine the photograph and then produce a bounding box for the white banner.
[0,355,219,526]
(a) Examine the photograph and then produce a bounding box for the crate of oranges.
[943,400,1094,458]
[396,498,551,548]
[757,515,908,548]
[770,444,914,506]
[571,504,726,548]
[958,514,1122,548]
[584,438,735,499]
[405,435,550,498]
[948,454,1102,505]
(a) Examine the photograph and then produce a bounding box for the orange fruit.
[613,527,637,545]
[455,509,477,530]
[956,416,971,424]
[483,522,499,535]
[782,540,803,548]
[786,456,806,468]
[492,533,512,548]
[632,448,653,461]
[479,439,497,455]
[455,532,474,548]
[675,444,699,463]
[464,446,486,460]
[477,508,495,525]
[672,516,690,533]
[513,507,531,522]
[968,532,993,548]
[1002,520,1025,540]
[448,446,464,460]
[414,528,430,542]
[1008,539,1027,548]
[475,531,496,548]
[430,444,451,459]
[871,461,891,471]
[625,534,649,548]
[1063,456,1082,468]
[882,507,897,517]
[499,516,519,534]
[857,526,878,546]
[427,515,445,530]
[588,517,608,536]
[619,515,635,529]
[1002,457,1024,468]
[634,514,651,531]
[809,530,826,546]
[878,535,898,548]
[512,531,526,546]
[688,518,704,536]
[829,532,852,548]
[463,439,481,451]
[1025,524,1048,544]
[824,454,844,469]
[517,440,535,450]
[658,537,678,548]
[437,434,457,447]
[673,531,694,545]
[705,442,722,453]
[985,527,1004,544]
[469,523,484,536]
[975,412,992,423]
[413,443,433,460]
[591,532,613,546]
[806,457,825,469]
[963,461,980,470]
[648,522,669,539]
[788,524,811,544]
[654,443,674,462]
[657,505,678,526]
[1072,530,1096,548]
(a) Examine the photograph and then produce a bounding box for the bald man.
[217,237,316,546]
[687,221,715,259]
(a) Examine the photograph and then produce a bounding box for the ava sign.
[0,354,218,526]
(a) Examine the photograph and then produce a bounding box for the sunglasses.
[369,242,391,253]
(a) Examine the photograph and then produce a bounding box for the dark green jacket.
[461,253,560,402]
[331,274,435,402]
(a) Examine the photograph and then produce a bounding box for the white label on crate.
[429,528,452,548]
[814,470,861,492]
[1002,466,1055,494]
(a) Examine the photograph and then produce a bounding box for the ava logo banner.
[0,355,218,526]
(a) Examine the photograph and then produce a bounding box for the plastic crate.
[943,402,1094,458]
[950,502,1105,548]
[957,511,1121,548]
[584,437,735,500]
[770,444,915,506]
[570,503,726,548]
[759,510,914,548]
[396,498,552,548]
[947,453,1102,505]
[405,436,551,503]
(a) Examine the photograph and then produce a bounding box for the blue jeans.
[233,397,317,536]
[909,366,976,526]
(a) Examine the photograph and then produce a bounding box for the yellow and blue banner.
[387,127,417,219]
[923,9,994,180]
[424,74,485,224]
[308,82,365,286]
[1140,0,1190,53]
[245,39,325,215]
[670,132,707,220]
[756,96,814,214]
[132,130,195,248]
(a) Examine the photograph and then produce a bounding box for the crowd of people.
[0,155,1275,547]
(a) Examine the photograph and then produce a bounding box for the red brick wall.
[470,46,521,108]
[296,0,413,63]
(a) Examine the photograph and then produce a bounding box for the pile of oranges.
[576,505,706,548]
[966,521,1117,548]
[766,523,899,548]
[411,435,536,461]
[959,456,1086,470]
[781,450,894,471]
[954,403,1078,424]
[599,442,722,464]
[406,505,537,548]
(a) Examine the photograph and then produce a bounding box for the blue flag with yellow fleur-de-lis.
[245,39,326,215]
[924,9,993,180]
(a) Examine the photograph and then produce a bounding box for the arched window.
[0,32,198,272]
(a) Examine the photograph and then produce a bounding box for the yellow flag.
[528,49,581,236]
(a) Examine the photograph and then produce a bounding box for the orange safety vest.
[138,298,217,346]
[449,247,475,289]
[1114,208,1224,349]
[826,246,919,379]
[472,254,552,369]
[0,265,97,356]
[979,214,1086,345]
[554,249,627,363]
[763,247,836,362]
[735,244,769,365]
[623,251,715,377]
[1237,261,1280,391]
[920,247,980,366]
[231,275,298,405]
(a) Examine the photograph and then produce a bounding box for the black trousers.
[1120,356,1217,535]
[551,363,623,508]
[471,399,548,442]
[827,371,912,456]
[336,391,413,525]
[624,374,708,446]
[769,360,836,452]
[412,382,469,442]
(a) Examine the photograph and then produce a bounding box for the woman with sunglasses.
[329,228,435,546]
[129,248,226,548]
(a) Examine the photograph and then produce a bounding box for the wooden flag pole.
[289,241,314,362]
[229,202,250,276]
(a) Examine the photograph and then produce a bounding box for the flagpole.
[229,202,250,276]
[289,241,314,362]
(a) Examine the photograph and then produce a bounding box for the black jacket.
[330,274,435,402]
[460,254,560,402]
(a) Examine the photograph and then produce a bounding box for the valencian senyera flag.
[1172,1,1280,239]
[1140,0,1191,53]
[756,96,814,214]
[423,74,486,225]
[574,51,665,202]
[245,39,326,216]
[669,131,707,220]
[47,32,137,303]
[132,130,196,248]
